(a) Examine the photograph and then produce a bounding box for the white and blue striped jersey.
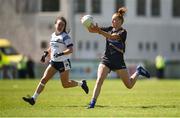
[50,32,73,62]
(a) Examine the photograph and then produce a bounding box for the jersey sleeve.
[63,35,73,48]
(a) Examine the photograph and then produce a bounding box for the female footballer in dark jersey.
[22,16,89,105]
[86,7,150,108]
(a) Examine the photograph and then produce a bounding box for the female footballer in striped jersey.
[85,7,150,108]
[22,16,89,105]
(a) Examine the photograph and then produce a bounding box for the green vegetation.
[0,79,180,117]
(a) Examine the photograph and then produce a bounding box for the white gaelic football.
[81,15,94,28]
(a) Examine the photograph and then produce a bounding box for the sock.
[32,92,39,101]
[32,82,45,100]
[77,81,83,86]
[91,98,96,103]
[135,70,140,76]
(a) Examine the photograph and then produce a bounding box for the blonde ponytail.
[113,7,127,24]
[117,7,127,17]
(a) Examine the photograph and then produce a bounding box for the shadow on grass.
[95,105,177,109]
[49,104,178,109]
[49,105,87,108]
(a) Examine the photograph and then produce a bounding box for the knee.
[123,82,133,89]
[62,82,70,88]
[40,78,48,85]
[125,85,133,89]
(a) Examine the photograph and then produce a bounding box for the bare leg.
[22,65,57,105]
[92,64,109,100]
[88,63,110,108]
[60,70,89,94]
[116,69,139,89]
[33,65,57,99]
[60,70,79,88]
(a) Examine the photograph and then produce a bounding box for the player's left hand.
[89,23,101,33]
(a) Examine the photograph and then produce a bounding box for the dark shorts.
[50,59,71,73]
[101,55,126,71]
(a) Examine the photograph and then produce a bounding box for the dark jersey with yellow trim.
[100,26,127,70]
[101,26,127,54]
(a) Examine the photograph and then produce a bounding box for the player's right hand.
[40,51,49,63]
[40,55,46,63]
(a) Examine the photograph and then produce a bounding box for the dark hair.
[114,7,127,24]
[55,16,67,33]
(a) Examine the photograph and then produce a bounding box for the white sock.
[135,71,140,76]
[32,82,45,100]
[32,92,39,101]
[77,81,83,86]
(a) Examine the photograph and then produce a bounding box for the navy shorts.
[50,59,71,73]
[101,55,126,71]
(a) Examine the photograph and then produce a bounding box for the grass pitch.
[0,78,180,117]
